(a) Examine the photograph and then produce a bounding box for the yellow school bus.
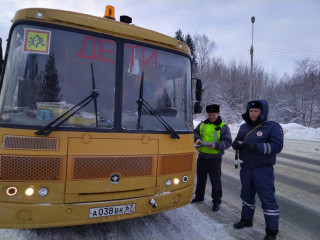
[0,6,203,228]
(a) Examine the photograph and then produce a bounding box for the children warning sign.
[23,29,51,54]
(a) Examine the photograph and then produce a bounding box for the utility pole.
[249,16,255,100]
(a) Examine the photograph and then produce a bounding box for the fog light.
[6,186,18,196]
[166,179,172,186]
[25,187,34,196]
[38,187,48,197]
[182,175,189,183]
[173,178,180,185]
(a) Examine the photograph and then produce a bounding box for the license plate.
[89,203,136,218]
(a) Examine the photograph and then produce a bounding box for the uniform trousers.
[195,156,222,205]
[240,166,279,230]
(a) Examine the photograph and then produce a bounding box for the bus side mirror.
[0,38,3,76]
[194,101,202,114]
[195,79,202,101]
[192,78,203,114]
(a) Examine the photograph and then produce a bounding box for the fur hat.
[247,100,262,110]
[206,104,220,113]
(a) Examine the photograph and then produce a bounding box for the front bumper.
[0,185,193,229]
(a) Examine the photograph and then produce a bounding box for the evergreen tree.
[185,33,197,73]
[174,29,197,74]
[43,51,61,102]
[174,29,185,42]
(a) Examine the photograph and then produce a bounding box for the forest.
[175,30,320,127]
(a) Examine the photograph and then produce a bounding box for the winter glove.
[241,143,258,153]
[232,140,242,150]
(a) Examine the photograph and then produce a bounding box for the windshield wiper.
[136,71,144,130]
[35,63,99,136]
[90,63,99,127]
[35,90,99,136]
[136,72,180,139]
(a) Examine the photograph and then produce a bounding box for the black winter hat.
[247,100,262,110]
[206,104,220,113]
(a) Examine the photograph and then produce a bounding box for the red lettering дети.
[99,39,115,63]
[77,36,97,59]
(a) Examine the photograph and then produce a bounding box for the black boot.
[233,219,253,229]
[212,204,220,212]
[264,228,278,240]
[191,197,204,203]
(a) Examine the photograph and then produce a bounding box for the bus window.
[0,25,116,128]
[122,43,193,131]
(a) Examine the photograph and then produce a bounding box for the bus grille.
[0,155,64,181]
[71,156,153,180]
[159,153,194,175]
[1,135,59,150]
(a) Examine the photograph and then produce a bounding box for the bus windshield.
[0,24,116,129]
[0,24,192,132]
[122,43,193,131]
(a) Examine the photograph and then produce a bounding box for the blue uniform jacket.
[235,100,284,168]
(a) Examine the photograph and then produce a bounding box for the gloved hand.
[241,143,258,152]
[232,140,242,150]
[208,143,216,149]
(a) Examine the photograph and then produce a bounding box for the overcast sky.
[0,0,319,76]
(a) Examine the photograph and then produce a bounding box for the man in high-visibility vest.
[192,104,232,211]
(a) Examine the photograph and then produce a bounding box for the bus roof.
[12,8,191,56]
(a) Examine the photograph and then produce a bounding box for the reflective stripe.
[201,123,206,136]
[265,209,279,213]
[264,212,280,216]
[264,209,279,216]
[243,201,255,209]
[213,130,217,143]
[243,201,255,207]
[264,143,267,154]
[263,143,272,154]
[267,143,271,154]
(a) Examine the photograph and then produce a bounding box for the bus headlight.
[173,178,180,185]
[6,186,18,196]
[165,179,172,186]
[25,187,35,196]
[38,187,49,197]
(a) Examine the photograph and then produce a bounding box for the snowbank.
[193,120,320,141]
[280,123,320,141]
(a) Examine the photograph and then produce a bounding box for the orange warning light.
[104,5,115,20]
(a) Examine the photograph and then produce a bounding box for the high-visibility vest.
[197,122,226,154]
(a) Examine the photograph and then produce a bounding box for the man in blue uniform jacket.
[232,100,283,240]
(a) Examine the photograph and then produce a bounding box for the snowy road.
[1,138,319,240]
